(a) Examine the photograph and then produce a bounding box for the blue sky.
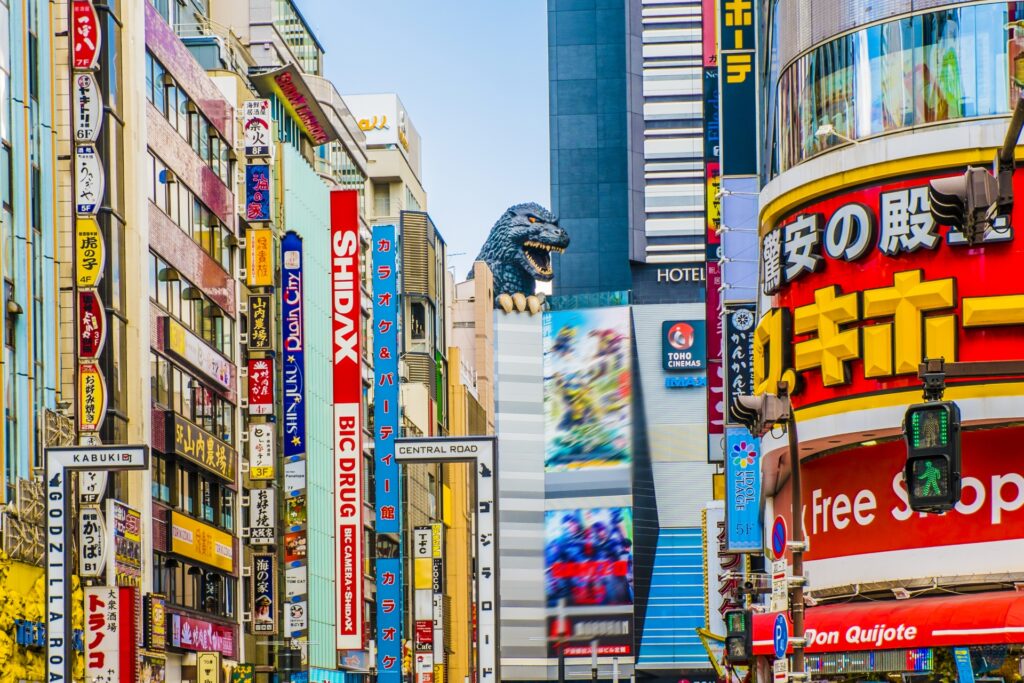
[297,1,551,278]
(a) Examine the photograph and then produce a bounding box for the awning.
[753,591,1024,655]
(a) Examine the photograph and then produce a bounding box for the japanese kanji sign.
[78,290,106,359]
[79,507,107,578]
[248,423,275,480]
[247,294,273,351]
[247,357,274,415]
[74,72,102,142]
[757,170,1023,410]
[72,0,101,70]
[75,144,104,214]
[78,362,106,432]
[246,227,274,288]
[723,303,756,425]
[143,594,167,651]
[170,413,237,481]
[252,553,277,634]
[75,216,105,288]
[243,99,272,157]
[248,488,276,544]
[245,164,271,222]
[85,586,119,683]
[282,231,307,458]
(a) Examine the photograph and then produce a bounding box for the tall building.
[544,2,719,680]
[548,0,709,299]
[747,1,1024,679]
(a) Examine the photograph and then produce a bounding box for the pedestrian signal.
[723,609,753,666]
[903,401,961,513]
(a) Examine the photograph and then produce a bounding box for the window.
[177,467,196,515]
[199,478,215,523]
[152,454,171,503]
[4,280,15,349]
[221,489,234,532]
[428,471,437,519]
[410,302,426,341]
[374,182,390,217]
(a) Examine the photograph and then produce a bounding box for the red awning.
[753,591,1024,655]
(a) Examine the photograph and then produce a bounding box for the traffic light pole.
[786,409,806,675]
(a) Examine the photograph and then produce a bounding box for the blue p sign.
[773,613,789,660]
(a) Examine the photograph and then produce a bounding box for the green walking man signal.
[903,401,961,513]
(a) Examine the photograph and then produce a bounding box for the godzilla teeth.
[523,241,565,254]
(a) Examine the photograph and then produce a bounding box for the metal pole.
[788,413,805,675]
[612,657,619,683]
[591,639,599,683]
[557,644,566,683]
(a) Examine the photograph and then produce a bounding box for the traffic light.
[723,609,753,666]
[731,393,791,437]
[928,167,1008,245]
[903,401,961,513]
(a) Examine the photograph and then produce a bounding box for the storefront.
[753,592,1024,680]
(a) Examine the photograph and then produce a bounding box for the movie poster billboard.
[543,308,632,472]
[544,507,634,608]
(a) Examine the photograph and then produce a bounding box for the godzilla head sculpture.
[469,202,569,314]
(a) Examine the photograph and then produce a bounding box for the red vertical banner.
[247,358,274,415]
[330,190,364,650]
[119,587,138,683]
[702,0,717,66]
[706,261,724,461]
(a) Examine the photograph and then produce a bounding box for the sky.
[297,1,551,279]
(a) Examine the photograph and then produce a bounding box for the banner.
[544,507,634,608]
[245,164,271,222]
[330,190,363,650]
[543,308,632,472]
[170,613,236,657]
[724,427,762,552]
[282,232,307,457]
[170,512,234,572]
[252,553,277,634]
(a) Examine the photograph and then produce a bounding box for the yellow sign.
[414,558,432,590]
[434,663,445,683]
[358,115,388,131]
[170,512,234,572]
[247,228,274,288]
[431,524,442,558]
[197,651,221,683]
[75,217,105,288]
[78,363,106,431]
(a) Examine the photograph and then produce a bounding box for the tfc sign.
[330,190,363,650]
[757,170,1024,409]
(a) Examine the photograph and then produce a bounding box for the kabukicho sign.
[330,190,364,650]
[756,169,1024,410]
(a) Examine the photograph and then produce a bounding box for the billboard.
[543,308,632,472]
[724,427,762,552]
[544,507,634,608]
[330,190,364,651]
[281,232,307,457]
[662,320,706,372]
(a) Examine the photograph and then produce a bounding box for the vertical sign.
[108,500,142,587]
[78,290,106,359]
[247,294,273,351]
[75,217,105,288]
[248,423,275,480]
[330,190,364,650]
[723,303,756,425]
[252,553,277,634]
[376,558,403,683]
[246,228,274,288]
[242,99,272,157]
[75,144,104,214]
[245,164,271,222]
[143,594,167,651]
[724,427,762,552]
[79,507,107,577]
[85,586,119,683]
[413,526,433,653]
[431,523,444,682]
[281,232,307,457]
[706,262,725,462]
[247,358,274,415]
[373,223,401,681]
[71,0,101,70]
[248,488,276,544]
[78,363,107,432]
[373,224,400,530]
[718,0,757,175]
[74,72,102,141]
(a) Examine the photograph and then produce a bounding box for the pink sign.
[169,613,235,657]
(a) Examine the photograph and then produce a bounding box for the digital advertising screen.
[543,307,632,472]
[544,507,634,608]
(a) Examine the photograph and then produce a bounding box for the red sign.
[415,620,433,646]
[71,0,101,70]
[78,290,105,359]
[762,169,1024,410]
[119,587,138,683]
[754,591,1024,655]
[789,427,1024,562]
[169,612,235,657]
[247,358,274,415]
[706,259,724,456]
[330,189,363,650]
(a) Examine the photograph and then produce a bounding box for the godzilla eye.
[528,216,537,223]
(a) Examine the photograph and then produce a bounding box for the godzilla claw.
[512,293,527,312]
[526,295,542,315]
[497,293,514,313]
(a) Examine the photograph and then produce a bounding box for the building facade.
[750,1,1024,679]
